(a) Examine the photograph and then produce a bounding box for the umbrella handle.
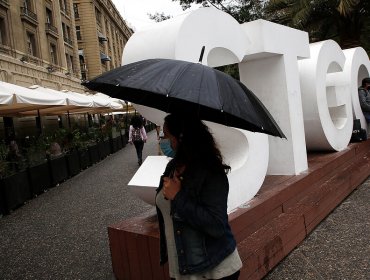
[198,46,205,63]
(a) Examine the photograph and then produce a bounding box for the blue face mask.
[160,139,176,158]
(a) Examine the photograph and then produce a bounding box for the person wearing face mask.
[359,77,370,131]
[159,135,176,158]
[155,113,242,280]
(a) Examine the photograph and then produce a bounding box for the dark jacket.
[359,86,370,122]
[156,159,236,275]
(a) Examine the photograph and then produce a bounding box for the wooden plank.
[147,236,167,280]
[107,227,130,280]
[136,236,153,280]
[126,232,143,279]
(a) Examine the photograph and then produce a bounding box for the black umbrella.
[83,58,285,138]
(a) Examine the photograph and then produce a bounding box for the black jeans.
[133,140,144,164]
[170,270,240,280]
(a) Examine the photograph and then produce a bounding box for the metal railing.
[45,23,58,35]
[63,36,73,45]
[20,7,38,22]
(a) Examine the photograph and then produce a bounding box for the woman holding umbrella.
[156,113,242,279]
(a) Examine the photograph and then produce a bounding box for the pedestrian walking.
[128,115,147,165]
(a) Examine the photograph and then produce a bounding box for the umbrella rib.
[196,65,205,117]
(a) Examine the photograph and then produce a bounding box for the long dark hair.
[164,113,230,174]
[130,115,143,129]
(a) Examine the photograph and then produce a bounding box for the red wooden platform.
[108,140,370,279]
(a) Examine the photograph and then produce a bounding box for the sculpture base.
[108,140,370,279]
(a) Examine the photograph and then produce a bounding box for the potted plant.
[97,122,111,159]
[0,140,31,215]
[77,131,91,170]
[45,131,68,187]
[87,127,100,164]
[25,135,51,196]
[63,129,82,177]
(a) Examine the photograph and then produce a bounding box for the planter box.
[117,136,123,150]
[78,148,90,170]
[121,134,128,148]
[110,137,116,153]
[65,150,81,177]
[0,169,31,215]
[28,160,51,196]
[48,155,68,186]
[98,140,110,160]
[88,144,100,164]
[110,137,121,153]
[97,141,105,160]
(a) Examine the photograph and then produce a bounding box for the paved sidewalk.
[0,130,369,279]
[264,179,370,280]
[0,131,159,280]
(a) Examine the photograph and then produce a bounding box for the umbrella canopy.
[83,58,285,137]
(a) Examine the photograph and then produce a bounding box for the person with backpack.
[359,78,370,123]
[128,115,147,165]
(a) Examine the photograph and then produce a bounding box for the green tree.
[148,12,172,22]
[265,0,370,54]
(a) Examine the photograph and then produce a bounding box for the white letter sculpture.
[122,7,370,212]
[238,20,310,174]
[298,40,352,151]
[343,48,370,131]
[124,8,269,212]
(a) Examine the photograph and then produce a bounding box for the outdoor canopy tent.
[0,81,67,116]
[0,81,125,117]
[63,90,123,114]
[23,85,95,116]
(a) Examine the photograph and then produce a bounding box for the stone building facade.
[74,0,133,81]
[0,0,133,140]
[0,0,132,92]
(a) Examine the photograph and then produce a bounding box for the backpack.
[132,127,142,141]
[350,119,367,143]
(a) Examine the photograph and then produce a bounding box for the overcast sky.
[111,0,200,31]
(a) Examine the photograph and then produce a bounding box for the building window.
[59,0,68,13]
[50,43,57,64]
[26,31,37,56]
[66,26,70,39]
[46,8,53,24]
[69,55,74,72]
[62,23,72,44]
[0,18,8,46]
[65,53,70,70]
[95,8,101,26]
[62,22,65,37]
[24,0,33,11]
[76,26,81,40]
[64,54,74,73]
[73,3,79,19]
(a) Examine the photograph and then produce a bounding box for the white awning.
[0,81,66,116]
[0,81,124,116]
